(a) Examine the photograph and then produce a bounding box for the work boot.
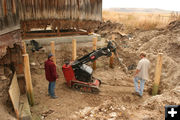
[132,92,140,96]
[51,96,58,99]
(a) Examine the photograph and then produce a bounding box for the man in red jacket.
[44,53,58,99]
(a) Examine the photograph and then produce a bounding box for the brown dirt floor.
[0,20,180,120]
[29,20,180,120]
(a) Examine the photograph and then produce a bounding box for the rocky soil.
[0,20,180,120]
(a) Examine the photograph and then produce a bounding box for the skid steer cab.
[62,41,117,93]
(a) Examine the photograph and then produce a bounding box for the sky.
[103,0,180,11]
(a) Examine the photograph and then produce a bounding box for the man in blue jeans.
[133,52,150,97]
[45,53,58,99]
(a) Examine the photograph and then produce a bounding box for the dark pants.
[48,81,56,97]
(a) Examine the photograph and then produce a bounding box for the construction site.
[0,0,180,120]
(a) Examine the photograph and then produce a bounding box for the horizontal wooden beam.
[23,31,88,39]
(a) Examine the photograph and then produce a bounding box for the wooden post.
[50,41,56,65]
[11,0,16,14]
[93,37,97,70]
[57,27,61,36]
[23,54,34,106]
[109,53,114,68]
[3,0,7,16]
[22,41,27,54]
[72,39,77,61]
[152,53,163,95]
[109,35,115,68]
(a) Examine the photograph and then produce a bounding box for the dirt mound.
[70,100,129,120]
[94,19,180,119]
[0,66,15,119]
[167,20,180,30]
[24,19,180,120]
[95,21,126,40]
[135,86,180,120]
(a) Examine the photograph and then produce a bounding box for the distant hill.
[106,8,179,13]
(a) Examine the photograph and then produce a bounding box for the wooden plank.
[109,35,115,68]
[0,25,20,36]
[92,37,97,70]
[50,41,56,65]
[109,53,114,68]
[152,53,163,95]
[22,41,27,54]
[25,32,57,36]
[8,72,20,119]
[23,54,34,106]
[72,39,77,61]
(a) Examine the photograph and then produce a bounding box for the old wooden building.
[0,0,21,62]
[19,0,102,37]
[0,0,102,119]
[1,0,103,56]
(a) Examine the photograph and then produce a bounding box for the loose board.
[9,72,20,118]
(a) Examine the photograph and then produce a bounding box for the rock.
[79,107,92,116]
[107,118,116,120]
[30,62,36,66]
[84,116,88,119]
[41,116,45,119]
[109,112,117,118]
[121,106,126,111]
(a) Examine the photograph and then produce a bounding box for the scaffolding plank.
[8,72,20,119]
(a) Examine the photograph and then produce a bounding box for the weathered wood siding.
[0,0,20,30]
[19,0,102,21]
[19,0,102,31]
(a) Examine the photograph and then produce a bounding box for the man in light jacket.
[133,52,150,97]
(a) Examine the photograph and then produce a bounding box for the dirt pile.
[0,66,15,120]
[95,21,126,40]
[70,100,129,120]
[94,20,180,119]
[97,20,180,90]
[167,20,180,31]
[26,20,180,120]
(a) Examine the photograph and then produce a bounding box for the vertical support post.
[11,0,16,14]
[109,53,114,68]
[109,35,115,68]
[93,37,97,70]
[23,54,34,106]
[22,41,27,54]
[72,39,77,61]
[3,0,7,16]
[50,41,56,65]
[57,27,61,36]
[152,53,163,95]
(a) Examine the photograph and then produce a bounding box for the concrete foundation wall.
[24,34,101,45]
